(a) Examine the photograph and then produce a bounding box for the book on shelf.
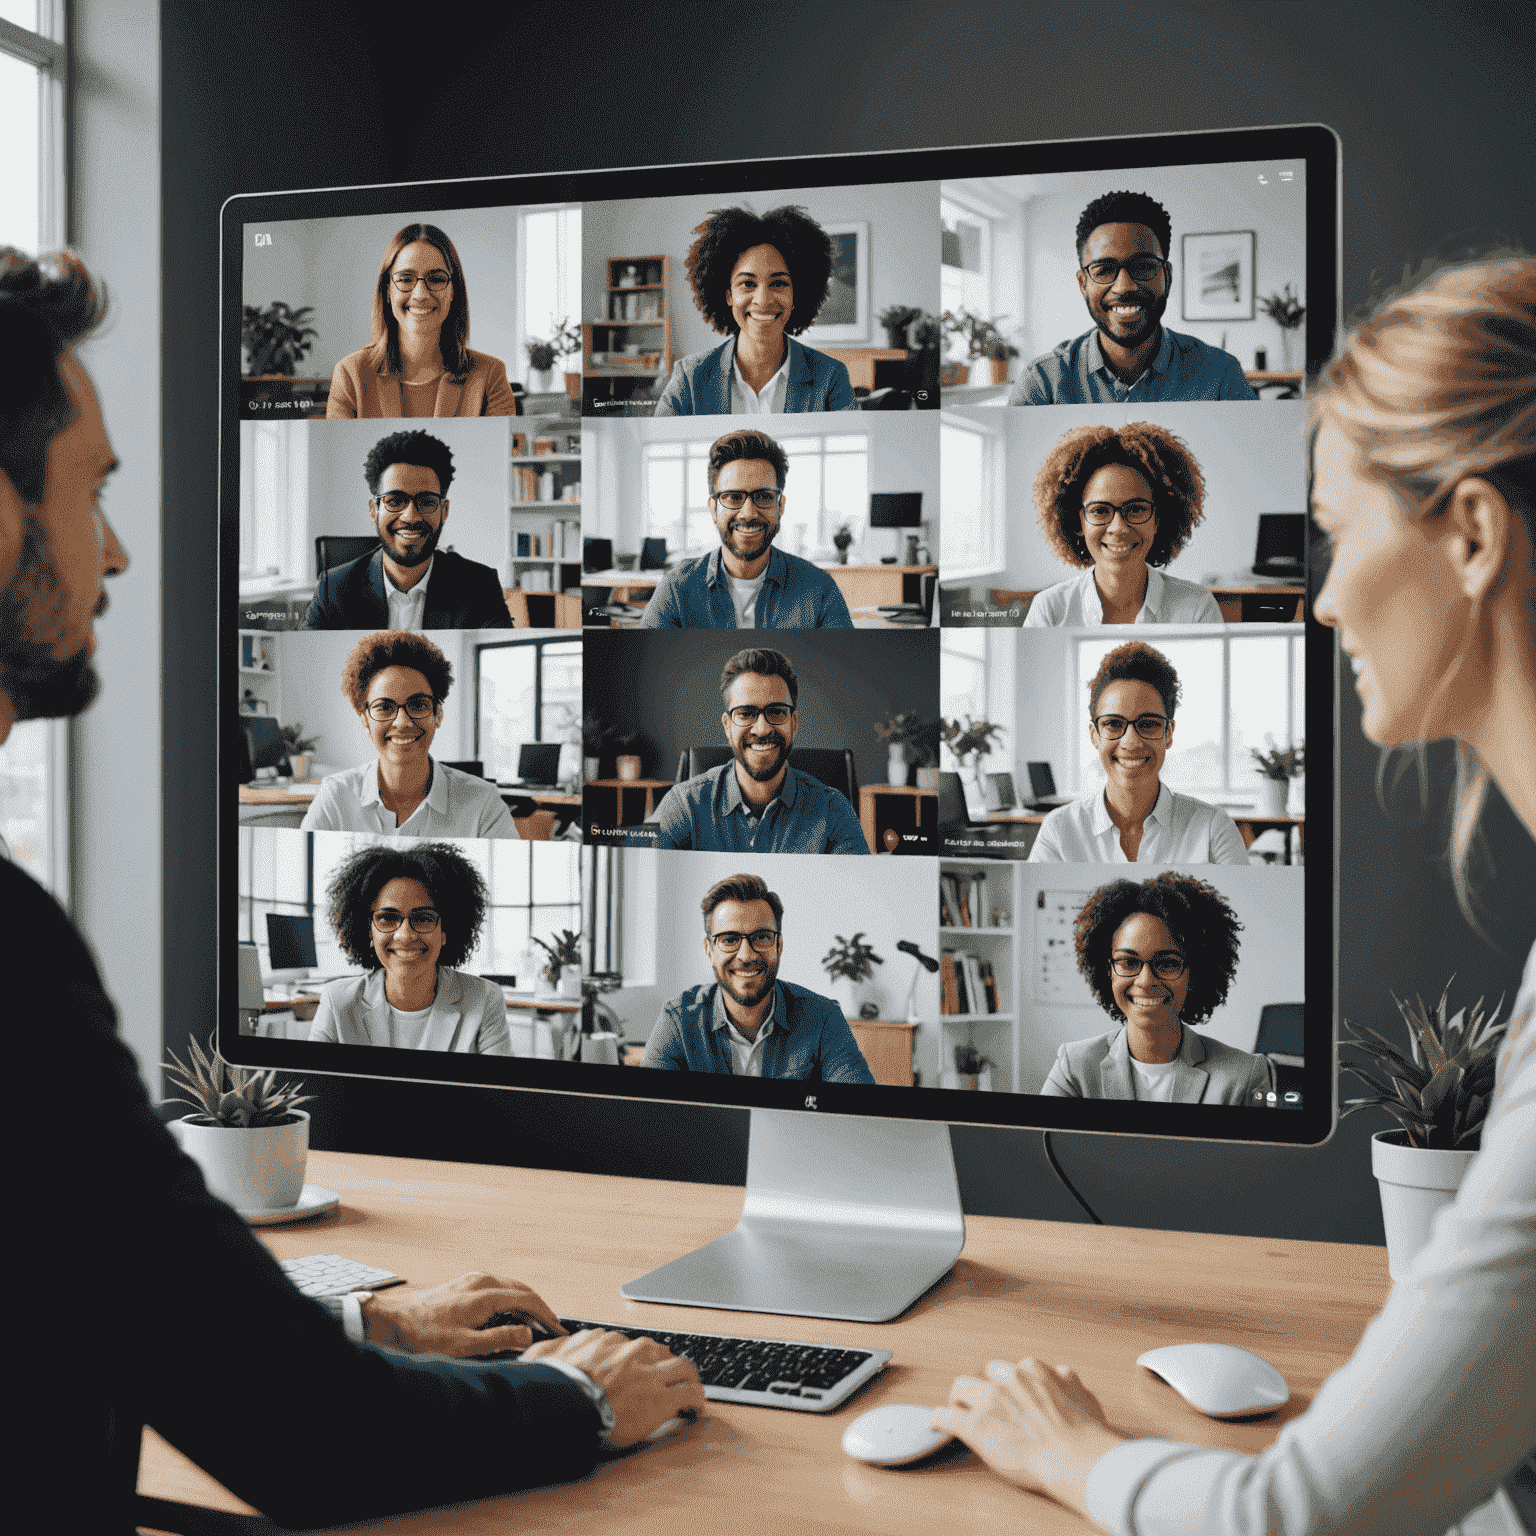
[519,566,552,592]
[940,951,961,1015]
[513,466,539,503]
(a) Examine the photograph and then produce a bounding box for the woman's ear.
[1443,476,1515,602]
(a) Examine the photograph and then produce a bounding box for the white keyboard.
[279,1252,404,1298]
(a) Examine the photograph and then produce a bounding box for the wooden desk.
[989,585,1305,624]
[238,781,321,805]
[586,777,673,825]
[139,1151,1393,1535]
[818,346,909,392]
[261,993,319,1022]
[829,562,937,611]
[1234,812,1305,860]
[505,589,582,629]
[848,1019,916,1085]
[859,784,937,853]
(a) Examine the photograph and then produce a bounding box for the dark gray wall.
[163,0,1536,1242]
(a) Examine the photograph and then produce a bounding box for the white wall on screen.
[941,179,1029,361]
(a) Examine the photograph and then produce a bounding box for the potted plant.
[241,300,319,377]
[822,932,883,1019]
[878,303,921,350]
[1258,284,1307,369]
[942,715,1006,782]
[875,711,940,788]
[532,928,583,1000]
[551,317,584,399]
[1342,983,1509,1278]
[938,309,972,387]
[526,318,581,395]
[943,1040,998,1091]
[277,721,319,782]
[163,1031,313,1211]
[832,524,855,565]
[578,971,626,1064]
[983,334,1020,385]
[1250,743,1304,817]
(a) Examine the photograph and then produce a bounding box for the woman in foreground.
[937,257,1536,1533]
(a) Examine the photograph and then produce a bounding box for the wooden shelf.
[510,454,581,464]
[941,926,1013,937]
[606,283,665,292]
[510,501,582,510]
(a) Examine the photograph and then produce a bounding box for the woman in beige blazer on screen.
[327,221,517,418]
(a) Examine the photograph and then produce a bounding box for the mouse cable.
[1041,1131,1102,1225]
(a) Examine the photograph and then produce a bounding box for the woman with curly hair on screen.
[1038,871,1272,1103]
[300,630,516,838]
[653,205,859,416]
[308,841,511,1053]
[1025,421,1220,625]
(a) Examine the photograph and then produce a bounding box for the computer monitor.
[1254,512,1307,577]
[1026,762,1057,800]
[869,492,923,562]
[982,772,1016,812]
[583,537,613,573]
[221,123,1338,1324]
[242,716,285,773]
[265,912,318,984]
[514,742,562,786]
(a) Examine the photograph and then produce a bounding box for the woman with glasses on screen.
[326,222,517,418]
[1030,642,1248,864]
[308,841,511,1054]
[1038,871,1272,1105]
[1024,422,1221,626]
[300,630,517,838]
[937,256,1536,1536]
[652,205,859,416]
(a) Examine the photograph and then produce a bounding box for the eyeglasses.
[708,928,781,953]
[366,693,437,722]
[727,704,794,726]
[376,490,445,514]
[1110,952,1186,980]
[389,268,452,292]
[1082,499,1155,526]
[372,906,441,933]
[712,488,783,511]
[1092,713,1169,740]
[1081,255,1168,285]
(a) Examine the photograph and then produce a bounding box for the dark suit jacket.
[303,547,512,630]
[4,859,600,1531]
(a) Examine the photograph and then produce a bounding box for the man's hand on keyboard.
[361,1272,567,1357]
[523,1329,707,1448]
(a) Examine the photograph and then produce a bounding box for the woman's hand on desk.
[361,1271,566,1356]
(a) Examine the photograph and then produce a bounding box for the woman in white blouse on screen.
[936,256,1536,1535]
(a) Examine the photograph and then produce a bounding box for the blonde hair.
[1309,255,1536,925]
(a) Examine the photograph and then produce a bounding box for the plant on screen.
[1251,743,1305,781]
[532,929,583,986]
[823,933,884,985]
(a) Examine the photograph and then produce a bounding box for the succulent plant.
[1259,284,1307,331]
[1341,982,1509,1149]
[953,1041,998,1075]
[1251,744,1305,781]
[823,933,884,984]
[278,722,318,758]
[532,928,582,985]
[164,1031,312,1129]
[942,715,1006,764]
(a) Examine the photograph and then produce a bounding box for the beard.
[0,511,99,722]
[719,956,778,1007]
[1087,285,1168,349]
[721,512,779,560]
[379,521,441,569]
[733,732,788,782]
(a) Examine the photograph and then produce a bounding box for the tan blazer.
[1040,1022,1275,1104]
[326,346,518,418]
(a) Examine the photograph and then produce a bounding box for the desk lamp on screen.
[220,124,1337,1325]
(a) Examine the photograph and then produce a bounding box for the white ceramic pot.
[559,964,582,999]
[529,367,554,393]
[172,1110,309,1211]
[915,766,939,791]
[939,1071,991,1092]
[1288,773,1306,815]
[583,755,601,782]
[830,975,871,1019]
[580,1032,620,1065]
[1257,777,1289,816]
[887,744,908,787]
[288,753,311,781]
[1371,1130,1477,1280]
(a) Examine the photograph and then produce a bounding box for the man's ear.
[1443,476,1514,603]
[437,498,449,528]
[721,709,731,739]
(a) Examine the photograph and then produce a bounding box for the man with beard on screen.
[641,872,876,1081]
[639,428,853,628]
[651,645,869,854]
[1009,191,1257,405]
[303,428,512,629]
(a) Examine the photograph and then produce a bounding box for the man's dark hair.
[0,248,108,504]
[708,429,790,497]
[719,646,798,708]
[1088,641,1182,721]
[1074,191,1173,264]
[326,842,487,971]
[701,872,785,937]
[363,429,455,497]
[340,629,453,713]
[684,205,834,336]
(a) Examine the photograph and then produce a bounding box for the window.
[941,195,992,325]
[940,414,998,574]
[941,629,990,726]
[584,845,621,974]
[475,637,583,784]
[237,421,309,582]
[518,205,581,383]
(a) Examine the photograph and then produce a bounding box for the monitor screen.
[583,537,613,573]
[1255,512,1307,573]
[515,742,563,785]
[266,912,318,971]
[1027,762,1057,800]
[869,492,923,528]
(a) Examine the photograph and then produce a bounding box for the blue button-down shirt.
[640,980,877,1083]
[653,761,870,855]
[638,545,854,629]
[1009,325,1258,404]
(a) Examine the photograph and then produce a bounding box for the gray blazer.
[1040,1023,1273,1104]
[653,336,859,415]
[308,967,511,1054]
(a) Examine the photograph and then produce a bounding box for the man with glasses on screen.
[0,249,701,1530]
[641,873,876,1082]
[303,428,513,629]
[1009,191,1257,405]
[639,428,853,628]
[652,646,870,854]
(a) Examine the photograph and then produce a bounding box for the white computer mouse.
[1137,1342,1290,1418]
[841,1403,954,1466]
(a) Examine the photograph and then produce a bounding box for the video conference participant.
[641,873,877,1082]
[652,646,870,855]
[1026,421,1222,626]
[0,247,701,1530]
[301,630,518,838]
[1030,642,1247,864]
[327,221,517,419]
[1039,871,1273,1104]
[308,842,511,1052]
[1009,190,1257,405]
[640,428,853,628]
[654,205,860,416]
[302,428,512,630]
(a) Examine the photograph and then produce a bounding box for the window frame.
[473,634,583,770]
[938,411,1002,581]
[513,201,582,387]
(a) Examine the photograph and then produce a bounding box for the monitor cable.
[1042,1131,1102,1225]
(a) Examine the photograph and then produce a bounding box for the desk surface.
[140,1151,1390,1535]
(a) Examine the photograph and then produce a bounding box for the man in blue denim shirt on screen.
[1009,190,1257,405]
[639,428,853,628]
[641,873,876,1082]
[652,646,870,855]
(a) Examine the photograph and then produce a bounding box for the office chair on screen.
[1254,1002,1306,1100]
[314,535,380,577]
[672,745,858,805]
[936,770,1013,859]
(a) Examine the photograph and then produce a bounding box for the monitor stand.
[621,1108,964,1323]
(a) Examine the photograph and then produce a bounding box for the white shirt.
[386,1001,435,1050]
[1029,784,1249,865]
[724,1017,770,1076]
[1024,566,1224,627]
[1128,1054,1179,1101]
[1086,943,1536,1536]
[730,345,791,414]
[726,571,767,627]
[299,757,518,838]
[384,556,434,633]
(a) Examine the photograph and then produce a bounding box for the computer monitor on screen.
[220,122,1338,1324]
[265,912,318,985]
